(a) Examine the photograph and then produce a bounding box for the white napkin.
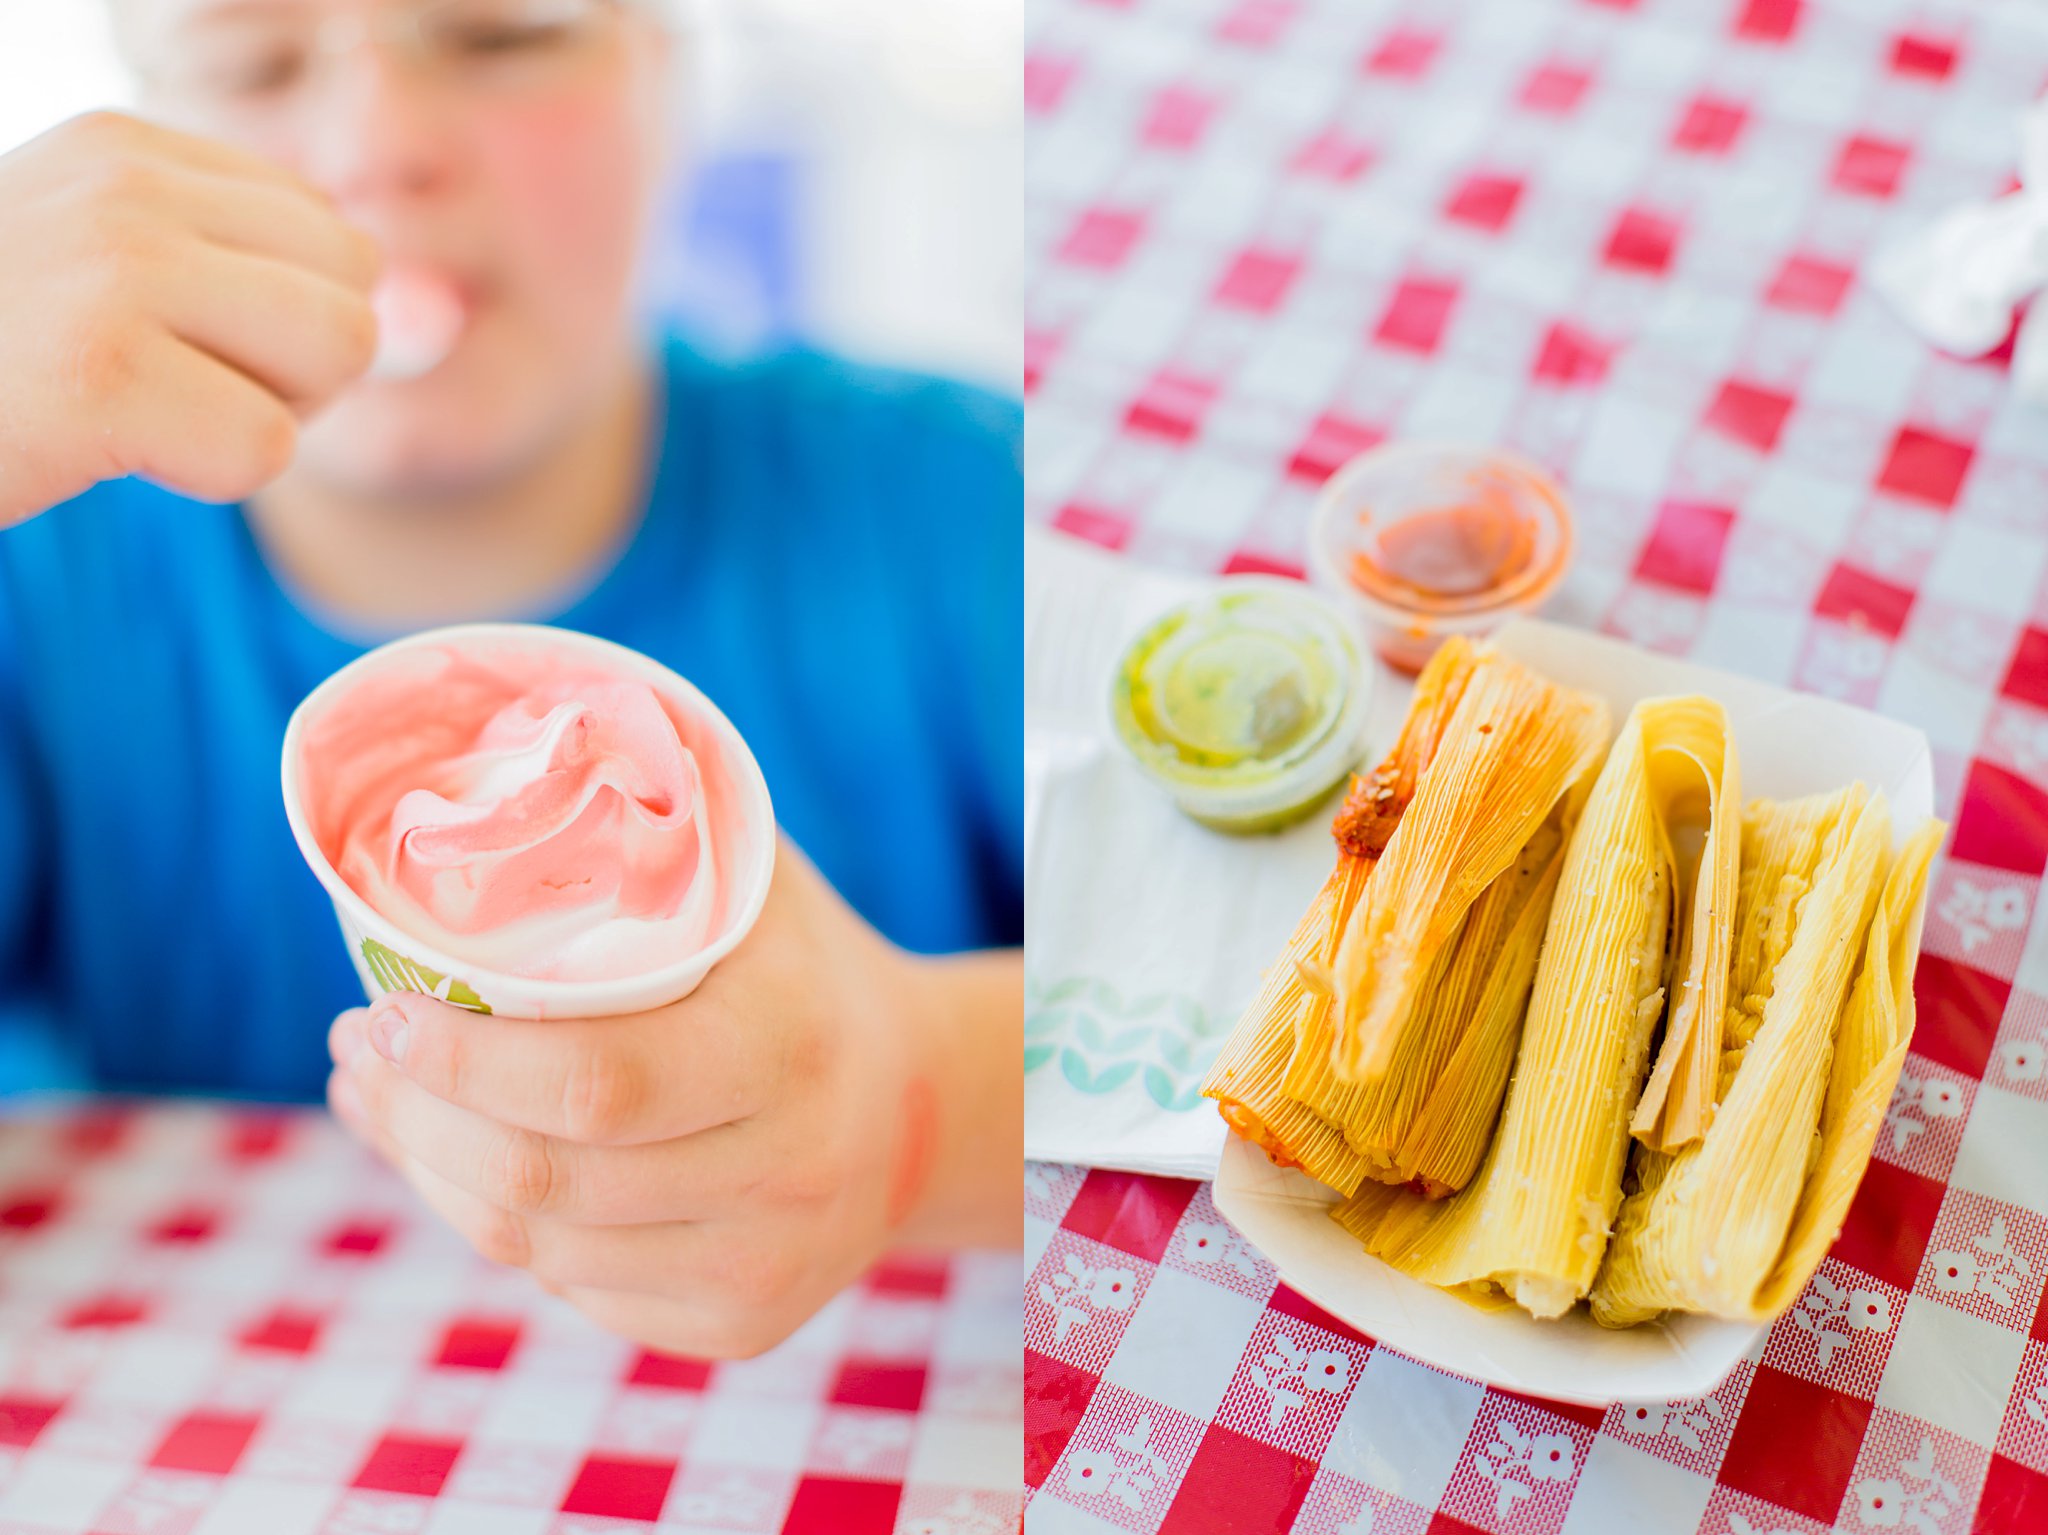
[1870,97,2048,403]
[1023,529,1404,1178]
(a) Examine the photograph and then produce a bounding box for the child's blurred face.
[126,0,676,496]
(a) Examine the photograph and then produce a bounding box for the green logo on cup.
[360,938,493,1014]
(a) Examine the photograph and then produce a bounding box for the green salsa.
[1110,586,1366,832]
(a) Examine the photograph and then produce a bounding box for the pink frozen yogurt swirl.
[303,645,738,983]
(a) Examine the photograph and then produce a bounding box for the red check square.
[1913,955,2011,1079]
[1063,1170,1199,1263]
[1706,381,1794,452]
[1952,761,2048,876]
[1835,135,1910,197]
[1217,0,1296,48]
[1673,95,1746,153]
[783,1475,902,1534]
[1059,209,1145,270]
[1025,1349,1098,1489]
[1144,87,1217,151]
[1735,0,1801,42]
[324,1219,390,1255]
[1605,209,1679,274]
[1375,279,1458,353]
[868,1253,950,1296]
[1223,551,1308,580]
[354,1434,462,1496]
[149,1207,216,1244]
[1879,426,1974,507]
[1289,413,1384,483]
[1158,1425,1317,1534]
[239,1307,321,1354]
[434,1319,521,1371]
[1717,1367,1872,1520]
[1979,1453,2048,1529]
[830,1360,928,1413]
[61,1295,145,1329]
[1443,173,1522,232]
[1815,563,1916,638]
[1531,323,1612,386]
[1292,130,1372,181]
[1520,63,1589,114]
[1025,54,1078,116]
[1835,1159,1948,1292]
[224,1115,289,1160]
[1364,28,1438,78]
[1892,34,1958,79]
[149,1411,258,1476]
[0,1193,58,1230]
[1768,254,1853,315]
[628,1351,713,1390]
[0,1399,61,1448]
[1126,370,1218,442]
[63,1110,129,1156]
[560,1455,678,1521]
[1215,250,1301,313]
[2004,628,2048,711]
[1635,501,1735,593]
[1052,504,1133,551]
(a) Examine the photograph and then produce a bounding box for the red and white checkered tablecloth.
[0,1100,1019,1535]
[1024,0,2048,1531]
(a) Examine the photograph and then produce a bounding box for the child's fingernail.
[370,1005,411,1067]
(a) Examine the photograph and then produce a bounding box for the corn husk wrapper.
[1332,695,1737,1319]
[1206,855,1376,1191]
[1628,698,1742,1152]
[1202,638,1480,1194]
[1324,648,1610,1082]
[1590,804,1939,1326]
[1205,639,1605,1198]
[1755,815,1943,1313]
[1289,801,1576,1195]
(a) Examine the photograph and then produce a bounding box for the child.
[0,0,1020,1358]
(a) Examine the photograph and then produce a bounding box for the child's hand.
[0,112,378,526]
[327,840,1019,1358]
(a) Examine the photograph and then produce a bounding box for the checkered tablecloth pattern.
[1025,0,2048,1530]
[0,1100,1019,1535]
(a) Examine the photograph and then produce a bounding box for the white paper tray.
[1212,618,1938,1407]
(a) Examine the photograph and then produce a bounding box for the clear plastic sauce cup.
[1308,442,1575,675]
[1107,579,1372,834]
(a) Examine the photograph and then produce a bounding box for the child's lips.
[368,267,470,381]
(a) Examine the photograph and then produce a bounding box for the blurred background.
[0,0,1021,393]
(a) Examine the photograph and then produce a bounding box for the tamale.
[1755,816,1943,1313]
[1331,696,1735,1318]
[1201,638,1481,1193]
[1204,854,1375,1192]
[1326,648,1609,1082]
[1289,800,1575,1195]
[1590,797,1932,1326]
[1629,702,1742,1152]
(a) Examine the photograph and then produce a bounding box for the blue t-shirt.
[0,337,1021,1101]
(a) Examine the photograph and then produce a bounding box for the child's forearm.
[899,947,1024,1249]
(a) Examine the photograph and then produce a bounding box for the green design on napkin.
[1025,975,1228,1111]
[361,938,493,1014]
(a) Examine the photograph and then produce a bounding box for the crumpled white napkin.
[1870,97,2048,402]
[1022,528,1403,1179]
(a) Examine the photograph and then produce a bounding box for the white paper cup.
[281,623,777,1020]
